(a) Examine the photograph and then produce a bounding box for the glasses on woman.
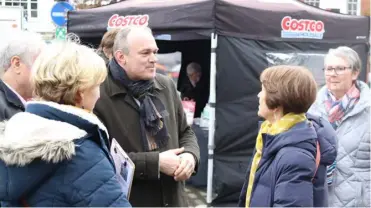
[323,66,352,76]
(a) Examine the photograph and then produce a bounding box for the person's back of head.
[0,31,45,99]
[260,65,318,115]
[0,40,130,208]
[98,28,121,61]
[32,40,107,111]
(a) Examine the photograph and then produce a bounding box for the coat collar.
[261,121,317,159]
[0,80,24,110]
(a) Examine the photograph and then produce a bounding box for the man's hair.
[99,28,121,56]
[113,26,153,55]
[260,65,317,115]
[32,41,107,106]
[186,62,202,74]
[0,31,45,76]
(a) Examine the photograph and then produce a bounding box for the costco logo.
[281,16,325,39]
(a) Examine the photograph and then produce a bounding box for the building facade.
[0,0,57,39]
[302,0,366,15]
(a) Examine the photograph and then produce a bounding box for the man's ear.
[10,56,21,74]
[115,50,127,65]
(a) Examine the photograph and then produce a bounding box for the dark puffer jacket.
[238,115,336,207]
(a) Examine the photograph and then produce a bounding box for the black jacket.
[180,80,209,118]
[0,80,25,121]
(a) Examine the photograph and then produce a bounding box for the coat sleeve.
[238,149,256,207]
[238,168,250,207]
[70,172,132,207]
[170,78,200,172]
[359,128,370,207]
[273,149,315,207]
[67,141,132,207]
[128,151,160,180]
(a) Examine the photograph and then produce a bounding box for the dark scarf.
[109,58,169,151]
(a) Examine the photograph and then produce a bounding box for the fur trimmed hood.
[0,101,109,166]
[0,101,111,202]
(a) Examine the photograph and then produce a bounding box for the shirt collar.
[3,81,26,106]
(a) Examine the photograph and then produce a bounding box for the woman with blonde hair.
[238,65,336,207]
[0,41,131,207]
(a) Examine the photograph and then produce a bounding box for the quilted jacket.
[308,81,370,207]
[0,101,132,207]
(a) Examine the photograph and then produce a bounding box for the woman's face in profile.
[81,85,101,111]
[257,85,274,121]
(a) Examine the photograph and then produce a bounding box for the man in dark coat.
[180,62,209,118]
[0,31,45,120]
[94,26,200,207]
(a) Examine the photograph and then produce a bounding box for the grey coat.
[308,81,370,207]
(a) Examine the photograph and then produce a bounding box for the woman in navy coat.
[238,65,336,207]
[0,41,131,207]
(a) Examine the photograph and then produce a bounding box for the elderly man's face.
[10,54,39,99]
[122,31,159,81]
[187,68,201,86]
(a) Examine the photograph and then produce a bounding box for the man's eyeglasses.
[323,66,352,75]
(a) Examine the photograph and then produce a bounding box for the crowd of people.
[0,27,369,207]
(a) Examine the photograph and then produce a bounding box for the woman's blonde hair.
[31,41,107,105]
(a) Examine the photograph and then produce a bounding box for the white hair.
[113,26,153,55]
[325,46,362,72]
[0,31,45,75]
[186,62,202,74]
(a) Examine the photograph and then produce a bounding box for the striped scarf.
[324,83,360,185]
[325,84,360,129]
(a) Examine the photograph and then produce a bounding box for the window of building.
[3,0,38,19]
[348,0,358,15]
[30,0,37,18]
[304,0,320,7]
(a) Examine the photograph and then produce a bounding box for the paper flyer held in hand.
[110,138,135,199]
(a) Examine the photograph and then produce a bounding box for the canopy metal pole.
[206,32,218,206]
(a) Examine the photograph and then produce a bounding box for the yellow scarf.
[245,113,306,207]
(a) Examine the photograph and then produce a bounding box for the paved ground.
[185,185,207,207]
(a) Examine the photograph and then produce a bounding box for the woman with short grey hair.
[309,46,370,207]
